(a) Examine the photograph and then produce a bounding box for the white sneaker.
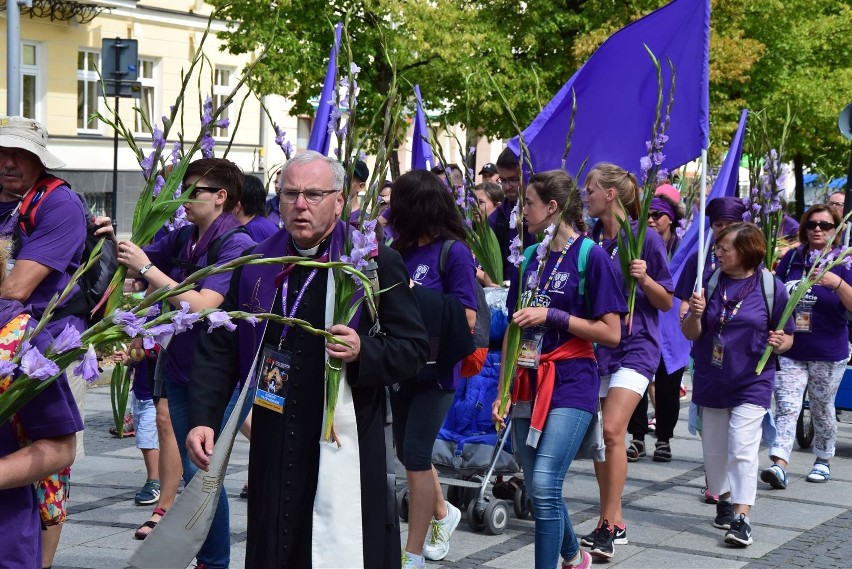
[422,501,461,561]
[402,551,425,569]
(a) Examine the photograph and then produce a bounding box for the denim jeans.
[513,408,592,568]
[167,378,248,569]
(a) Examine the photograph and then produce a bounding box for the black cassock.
[190,233,428,569]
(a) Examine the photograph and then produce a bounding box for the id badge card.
[517,328,544,369]
[711,336,724,369]
[254,346,292,413]
[794,308,813,333]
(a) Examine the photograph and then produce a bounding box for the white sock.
[564,550,583,566]
[404,551,424,567]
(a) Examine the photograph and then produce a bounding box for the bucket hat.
[0,116,65,169]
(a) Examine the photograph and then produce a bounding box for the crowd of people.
[0,114,849,569]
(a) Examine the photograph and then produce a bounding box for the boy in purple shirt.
[236,174,279,242]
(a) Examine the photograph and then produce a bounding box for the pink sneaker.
[702,486,719,504]
[563,550,592,569]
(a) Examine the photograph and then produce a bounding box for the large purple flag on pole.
[411,84,434,170]
[659,109,748,373]
[307,22,342,155]
[508,0,710,177]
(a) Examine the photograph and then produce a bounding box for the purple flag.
[508,0,710,178]
[307,22,342,155]
[411,84,434,170]
[660,109,748,373]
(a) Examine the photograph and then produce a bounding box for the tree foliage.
[212,0,852,175]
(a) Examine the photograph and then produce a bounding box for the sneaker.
[760,464,788,489]
[713,501,735,530]
[589,520,616,559]
[581,522,627,546]
[422,501,461,561]
[724,514,753,546]
[401,552,425,569]
[580,524,605,547]
[562,549,592,569]
[703,487,719,504]
[134,479,160,506]
[679,382,688,400]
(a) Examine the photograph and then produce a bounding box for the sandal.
[806,461,830,483]
[134,507,167,540]
[626,440,645,462]
[652,441,672,462]
[760,463,788,489]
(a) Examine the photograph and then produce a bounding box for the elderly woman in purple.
[579,163,674,560]
[388,170,478,569]
[492,170,624,569]
[761,205,852,488]
[115,158,255,569]
[682,223,793,548]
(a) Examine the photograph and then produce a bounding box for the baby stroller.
[430,287,530,534]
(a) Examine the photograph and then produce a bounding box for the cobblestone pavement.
[55,386,852,568]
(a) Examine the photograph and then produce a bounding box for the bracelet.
[834,280,844,292]
[545,308,571,330]
[138,263,154,276]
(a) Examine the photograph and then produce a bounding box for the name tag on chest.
[254,346,292,413]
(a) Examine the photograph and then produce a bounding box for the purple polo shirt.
[507,236,627,414]
[0,186,87,336]
[403,240,478,390]
[692,272,793,408]
[144,225,256,385]
[244,215,279,243]
[591,221,674,380]
[0,307,83,569]
[775,246,852,362]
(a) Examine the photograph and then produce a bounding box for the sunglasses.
[805,220,838,231]
[648,211,668,221]
[188,186,223,199]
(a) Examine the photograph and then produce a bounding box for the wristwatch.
[139,263,154,276]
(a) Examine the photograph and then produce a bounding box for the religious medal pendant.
[254,346,293,414]
[517,328,544,369]
[711,336,724,369]
[794,307,813,333]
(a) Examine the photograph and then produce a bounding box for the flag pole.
[695,147,708,293]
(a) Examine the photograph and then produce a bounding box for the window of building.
[296,116,312,152]
[77,50,100,131]
[212,67,232,138]
[134,58,157,135]
[21,42,41,120]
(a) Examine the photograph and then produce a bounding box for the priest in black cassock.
[186,151,428,569]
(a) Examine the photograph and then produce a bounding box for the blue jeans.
[167,378,248,569]
[512,408,592,568]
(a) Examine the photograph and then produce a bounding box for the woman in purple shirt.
[761,205,852,488]
[115,158,255,569]
[389,170,478,569]
[581,163,674,560]
[493,170,624,569]
[682,223,793,548]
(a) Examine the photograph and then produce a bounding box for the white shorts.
[599,367,649,398]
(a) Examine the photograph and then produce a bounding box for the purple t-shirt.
[692,272,794,409]
[144,225,256,384]
[0,315,83,569]
[403,240,478,390]
[590,221,674,380]
[265,196,282,228]
[506,236,627,414]
[244,215,279,243]
[1,187,87,334]
[775,246,852,362]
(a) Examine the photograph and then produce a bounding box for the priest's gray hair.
[278,150,345,192]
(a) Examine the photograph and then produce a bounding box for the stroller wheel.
[466,498,486,532]
[512,486,531,519]
[396,489,410,522]
[484,500,510,535]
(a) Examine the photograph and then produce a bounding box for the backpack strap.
[206,227,248,265]
[577,237,595,315]
[17,176,67,236]
[519,244,538,285]
[760,268,776,326]
[438,239,456,279]
[706,268,721,302]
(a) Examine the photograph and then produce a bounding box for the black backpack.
[439,240,491,351]
[13,177,118,325]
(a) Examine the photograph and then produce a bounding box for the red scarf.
[513,336,596,448]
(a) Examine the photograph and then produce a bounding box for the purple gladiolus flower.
[74,344,100,383]
[244,314,259,326]
[141,151,156,179]
[509,204,519,230]
[143,305,161,318]
[527,270,540,291]
[675,218,687,239]
[0,360,17,377]
[20,346,60,381]
[656,169,669,183]
[50,323,83,354]
[652,152,665,166]
[507,235,523,267]
[171,141,181,165]
[171,301,200,334]
[742,211,752,223]
[201,96,214,127]
[536,224,556,259]
[153,175,165,198]
[207,311,237,333]
[350,62,361,76]
[200,131,216,158]
[217,118,230,129]
[142,323,175,350]
[113,309,147,338]
[152,125,166,151]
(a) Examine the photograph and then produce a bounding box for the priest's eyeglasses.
[279,189,341,204]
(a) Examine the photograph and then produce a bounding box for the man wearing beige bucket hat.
[0,115,89,568]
